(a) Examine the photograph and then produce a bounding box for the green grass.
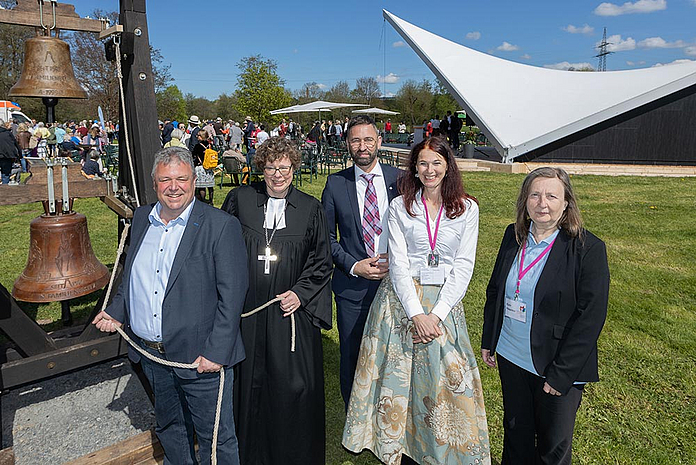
[1,171,695,464]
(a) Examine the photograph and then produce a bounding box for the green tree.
[430,79,459,118]
[324,81,351,103]
[395,79,433,126]
[234,55,291,126]
[351,76,380,106]
[294,81,324,103]
[156,85,186,122]
[215,93,241,122]
[184,93,215,120]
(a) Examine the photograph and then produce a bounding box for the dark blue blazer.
[482,224,610,393]
[106,199,249,378]
[321,164,401,302]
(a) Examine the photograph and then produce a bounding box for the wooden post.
[118,0,160,206]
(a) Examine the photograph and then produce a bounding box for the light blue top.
[129,200,194,342]
[496,229,559,375]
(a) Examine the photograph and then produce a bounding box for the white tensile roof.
[384,10,696,162]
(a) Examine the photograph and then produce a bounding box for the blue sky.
[73,0,696,99]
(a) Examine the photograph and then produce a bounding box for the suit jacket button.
[534,312,539,318]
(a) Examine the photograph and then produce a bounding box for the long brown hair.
[398,135,476,219]
[514,167,584,244]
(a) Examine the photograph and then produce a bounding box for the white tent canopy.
[352,107,400,115]
[383,10,696,162]
[270,100,367,115]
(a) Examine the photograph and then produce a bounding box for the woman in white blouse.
[343,136,491,465]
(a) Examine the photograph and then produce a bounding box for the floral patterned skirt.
[342,277,491,465]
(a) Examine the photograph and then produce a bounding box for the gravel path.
[2,357,155,464]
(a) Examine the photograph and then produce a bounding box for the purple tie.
[361,174,382,257]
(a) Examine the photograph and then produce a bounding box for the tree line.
[0,4,459,132]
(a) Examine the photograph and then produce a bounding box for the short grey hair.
[151,146,195,180]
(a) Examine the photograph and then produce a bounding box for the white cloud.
[599,34,636,52]
[626,60,646,65]
[564,24,595,34]
[376,73,400,84]
[652,59,696,67]
[594,0,666,16]
[316,83,327,89]
[685,46,696,56]
[638,37,687,48]
[466,31,481,40]
[392,41,406,48]
[544,61,595,70]
[520,53,532,59]
[497,41,520,52]
[381,92,396,98]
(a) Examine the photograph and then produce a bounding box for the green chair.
[219,156,246,188]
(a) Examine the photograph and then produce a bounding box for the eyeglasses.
[264,165,293,176]
[348,137,377,149]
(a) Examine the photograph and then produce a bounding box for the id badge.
[504,297,527,323]
[420,266,445,285]
[427,252,440,267]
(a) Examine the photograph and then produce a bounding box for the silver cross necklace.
[258,199,287,274]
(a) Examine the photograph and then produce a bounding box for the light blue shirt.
[496,229,560,375]
[54,127,66,144]
[129,200,195,342]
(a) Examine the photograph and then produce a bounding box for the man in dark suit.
[322,115,401,409]
[93,146,248,465]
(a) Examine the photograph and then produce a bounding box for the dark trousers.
[335,294,374,410]
[0,158,13,184]
[497,355,583,465]
[139,344,240,465]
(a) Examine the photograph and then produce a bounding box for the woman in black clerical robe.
[221,136,332,465]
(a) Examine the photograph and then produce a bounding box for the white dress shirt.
[388,195,479,321]
[129,200,194,342]
[349,163,390,276]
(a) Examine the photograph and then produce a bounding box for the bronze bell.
[13,211,110,303]
[8,35,88,99]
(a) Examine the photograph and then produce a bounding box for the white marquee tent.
[384,10,696,162]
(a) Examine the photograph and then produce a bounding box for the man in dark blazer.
[94,146,248,465]
[322,115,401,409]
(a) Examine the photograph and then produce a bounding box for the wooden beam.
[101,194,133,219]
[98,24,124,40]
[0,2,105,33]
[0,447,14,465]
[0,179,111,206]
[65,429,163,465]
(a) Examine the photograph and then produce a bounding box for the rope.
[99,226,297,463]
[241,297,296,352]
[114,37,141,208]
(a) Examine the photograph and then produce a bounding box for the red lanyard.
[421,195,443,252]
[515,237,556,300]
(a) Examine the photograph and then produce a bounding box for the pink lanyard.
[421,195,444,252]
[515,237,556,300]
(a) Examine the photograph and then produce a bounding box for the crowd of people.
[0,117,116,184]
[89,114,609,465]
[421,110,465,150]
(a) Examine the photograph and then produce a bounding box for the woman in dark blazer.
[481,167,610,465]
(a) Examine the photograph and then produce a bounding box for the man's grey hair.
[151,146,195,180]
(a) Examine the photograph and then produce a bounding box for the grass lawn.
[1,171,694,464]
